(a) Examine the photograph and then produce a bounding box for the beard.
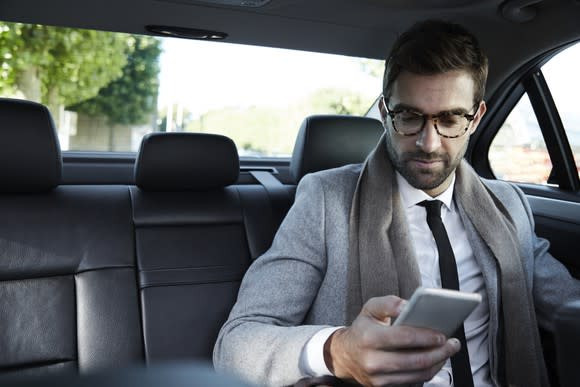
[385,136,467,191]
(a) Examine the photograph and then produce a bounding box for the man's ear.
[469,101,487,134]
[378,96,388,123]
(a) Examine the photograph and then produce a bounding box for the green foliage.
[0,26,17,94]
[304,88,371,116]
[183,88,376,156]
[0,22,129,107]
[186,105,291,155]
[71,36,161,125]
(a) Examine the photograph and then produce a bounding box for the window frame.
[470,40,580,194]
[523,70,579,191]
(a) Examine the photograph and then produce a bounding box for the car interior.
[0,0,579,386]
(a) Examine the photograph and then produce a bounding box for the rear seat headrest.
[290,115,384,183]
[135,132,240,191]
[0,98,62,192]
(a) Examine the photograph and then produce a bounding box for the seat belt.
[249,170,293,237]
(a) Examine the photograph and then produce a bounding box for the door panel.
[527,195,580,279]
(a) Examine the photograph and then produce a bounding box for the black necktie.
[420,200,474,387]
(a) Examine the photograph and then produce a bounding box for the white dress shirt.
[300,172,493,387]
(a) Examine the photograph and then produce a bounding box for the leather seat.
[132,132,269,363]
[290,114,384,183]
[554,300,580,387]
[0,98,143,376]
[0,102,384,378]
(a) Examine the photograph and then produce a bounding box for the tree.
[305,88,371,116]
[71,36,161,125]
[183,87,376,156]
[0,22,130,119]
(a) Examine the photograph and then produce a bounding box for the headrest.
[135,132,240,191]
[0,98,62,192]
[290,115,384,183]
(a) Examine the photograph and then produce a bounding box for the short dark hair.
[383,20,488,105]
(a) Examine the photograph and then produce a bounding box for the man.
[213,20,580,386]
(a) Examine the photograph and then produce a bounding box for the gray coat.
[213,164,580,386]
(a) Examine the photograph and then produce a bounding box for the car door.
[470,41,580,279]
[469,41,580,387]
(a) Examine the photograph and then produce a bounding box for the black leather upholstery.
[0,104,391,380]
[0,103,279,376]
[0,363,252,387]
[131,133,262,363]
[290,115,383,183]
[0,98,61,192]
[0,186,144,376]
[0,99,143,376]
[131,190,251,362]
[554,300,580,387]
[135,132,239,191]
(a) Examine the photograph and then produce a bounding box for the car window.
[489,93,551,184]
[0,21,383,157]
[489,42,580,185]
[542,42,580,180]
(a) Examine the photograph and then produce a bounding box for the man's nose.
[415,119,441,153]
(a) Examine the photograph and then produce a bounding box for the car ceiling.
[0,0,579,98]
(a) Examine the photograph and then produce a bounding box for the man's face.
[380,70,486,197]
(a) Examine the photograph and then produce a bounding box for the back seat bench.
[132,132,282,363]
[0,98,382,377]
[0,99,143,376]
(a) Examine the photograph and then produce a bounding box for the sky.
[156,36,580,147]
[542,41,580,116]
[157,37,382,117]
[157,37,580,119]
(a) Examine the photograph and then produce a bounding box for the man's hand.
[325,295,461,386]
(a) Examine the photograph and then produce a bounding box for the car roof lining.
[0,0,579,100]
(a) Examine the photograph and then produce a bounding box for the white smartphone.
[393,287,482,337]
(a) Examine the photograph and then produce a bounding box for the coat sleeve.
[213,173,333,387]
[509,184,580,330]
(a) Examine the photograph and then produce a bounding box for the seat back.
[0,105,385,374]
[554,300,580,387]
[0,99,143,376]
[132,132,264,362]
[290,114,383,183]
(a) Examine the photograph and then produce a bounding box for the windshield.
[0,21,383,157]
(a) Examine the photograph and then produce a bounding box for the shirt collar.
[396,171,455,211]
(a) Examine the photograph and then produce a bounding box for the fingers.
[332,334,459,386]
[374,325,447,349]
[356,339,460,386]
[367,359,449,386]
[360,296,447,350]
[362,338,460,374]
[329,295,462,386]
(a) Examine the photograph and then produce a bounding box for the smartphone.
[393,287,482,337]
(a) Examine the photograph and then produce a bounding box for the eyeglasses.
[380,96,478,139]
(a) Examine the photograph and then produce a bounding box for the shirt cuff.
[299,326,343,377]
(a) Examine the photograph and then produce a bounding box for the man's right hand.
[325,295,461,386]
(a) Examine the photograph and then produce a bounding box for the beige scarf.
[346,134,548,386]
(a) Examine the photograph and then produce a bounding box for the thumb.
[362,295,407,325]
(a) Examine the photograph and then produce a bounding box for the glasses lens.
[394,111,424,134]
[437,113,470,136]
[391,110,472,137]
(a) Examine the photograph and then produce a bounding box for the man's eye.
[398,112,422,123]
[438,114,461,126]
